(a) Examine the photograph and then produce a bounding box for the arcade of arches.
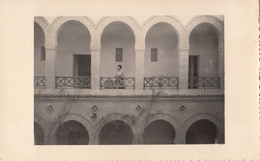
[34,16,224,145]
[34,117,223,145]
[34,16,224,90]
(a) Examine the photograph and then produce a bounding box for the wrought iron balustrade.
[144,77,179,89]
[100,77,135,89]
[34,76,46,87]
[56,76,91,89]
[188,77,220,89]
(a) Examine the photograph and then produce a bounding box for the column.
[91,48,101,90]
[218,46,224,89]
[135,49,145,90]
[174,129,186,144]
[88,130,96,145]
[178,48,189,90]
[133,134,143,144]
[45,44,57,90]
[44,125,56,145]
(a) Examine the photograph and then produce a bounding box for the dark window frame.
[151,48,158,62]
[40,46,46,61]
[115,48,123,62]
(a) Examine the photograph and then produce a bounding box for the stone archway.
[100,21,136,80]
[142,16,184,49]
[189,23,219,80]
[186,16,224,89]
[185,119,217,144]
[93,114,137,144]
[50,16,95,47]
[143,119,175,144]
[50,113,93,145]
[34,17,49,37]
[56,120,89,145]
[99,120,133,145]
[185,16,224,48]
[96,16,141,47]
[144,21,179,79]
[140,113,182,144]
[34,22,46,77]
[55,20,92,80]
[183,113,224,144]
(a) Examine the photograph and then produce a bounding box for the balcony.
[144,77,179,89]
[34,76,46,88]
[100,77,135,89]
[55,76,91,89]
[34,76,222,91]
[188,77,220,89]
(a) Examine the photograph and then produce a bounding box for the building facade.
[34,16,224,145]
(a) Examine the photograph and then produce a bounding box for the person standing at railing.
[115,65,125,89]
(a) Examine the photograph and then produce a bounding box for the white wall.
[56,21,91,76]
[100,22,135,77]
[34,23,45,76]
[144,23,179,77]
[189,23,219,77]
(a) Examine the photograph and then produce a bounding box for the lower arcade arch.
[143,120,175,144]
[98,120,133,145]
[185,119,217,144]
[56,120,89,145]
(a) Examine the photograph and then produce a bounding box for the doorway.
[73,55,91,88]
[189,55,199,77]
[189,55,199,88]
[73,55,91,77]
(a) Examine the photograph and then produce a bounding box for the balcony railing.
[144,77,179,89]
[56,76,91,89]
[188,77,220,89]
[100,77,135,89]
[34,76,46,87]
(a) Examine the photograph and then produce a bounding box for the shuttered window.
[116,48,123,62]
[41,46,46,61]
[151,48,158,62]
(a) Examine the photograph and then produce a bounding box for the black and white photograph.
[34,15,225,145]
[1,0,259,160]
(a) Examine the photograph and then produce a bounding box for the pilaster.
[135,49,145,90]
[45,45,57,90]
[178,48,189,89]
[91,48,101,90]
[218,46,224,89]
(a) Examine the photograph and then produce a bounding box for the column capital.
[45,44,57,51]
[91,48,101,52]
[178,48,189,52]
[135,48,145,52]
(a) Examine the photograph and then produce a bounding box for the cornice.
[34,93,224,103]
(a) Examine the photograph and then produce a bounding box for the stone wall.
[34,94,224,145]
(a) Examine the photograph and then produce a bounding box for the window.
[41,46,46,61]
[116,48,123,62]
[151,48,158,62]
